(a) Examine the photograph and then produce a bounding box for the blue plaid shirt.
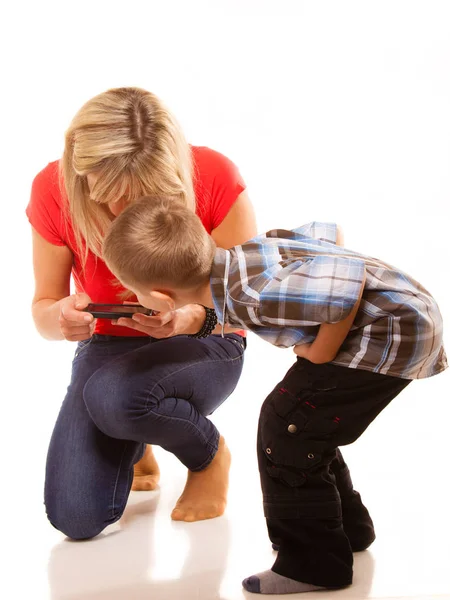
[210,222,447,380]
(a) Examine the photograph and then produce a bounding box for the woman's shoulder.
[191,145,241,180]
[191,145,245,196]
[191,145,246,231]
[32,160,62,200]
[27,159,70,246]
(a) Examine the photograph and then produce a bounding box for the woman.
[27,87,257,540]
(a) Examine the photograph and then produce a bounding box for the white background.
[1,1,449,599]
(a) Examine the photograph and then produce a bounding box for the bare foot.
[171,437,231,522]
[132,444,161,491]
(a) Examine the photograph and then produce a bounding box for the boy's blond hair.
[103,196,216,290]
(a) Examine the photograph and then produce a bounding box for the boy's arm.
[294,269,366,364]
[336,224,344,247]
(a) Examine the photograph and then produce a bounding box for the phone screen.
[86,304,154,316]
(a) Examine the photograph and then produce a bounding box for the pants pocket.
[260,385,339,472]
[73,338,93,360]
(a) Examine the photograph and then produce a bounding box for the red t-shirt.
[27,146,246,337]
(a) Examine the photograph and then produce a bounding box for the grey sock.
[242,569,325,594]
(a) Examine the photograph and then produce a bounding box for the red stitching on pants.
[304,401,316,409]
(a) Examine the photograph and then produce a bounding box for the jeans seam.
[111,442,128,519]
[191,429,220,471]
[73,338,94,360]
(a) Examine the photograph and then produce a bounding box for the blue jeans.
[44,333,245,540]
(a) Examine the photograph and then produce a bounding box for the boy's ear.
[149,290,176,312]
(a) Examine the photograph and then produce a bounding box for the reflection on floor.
[7,339,450,600]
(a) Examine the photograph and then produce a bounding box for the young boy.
[103,196,447,594]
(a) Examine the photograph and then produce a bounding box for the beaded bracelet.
[189,306,218,338]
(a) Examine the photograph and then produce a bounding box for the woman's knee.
[44,489,111,540]
[46,511,106,541]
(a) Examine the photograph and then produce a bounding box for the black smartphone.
[86,303,155,319]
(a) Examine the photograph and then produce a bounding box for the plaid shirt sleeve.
[256,255,366,326]
[292,222,338,245]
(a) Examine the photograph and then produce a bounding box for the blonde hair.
[103,196,216,290]
[61,87,195,264]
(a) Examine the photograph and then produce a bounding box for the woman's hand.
[113,304,206,338]
[59,293,96,341]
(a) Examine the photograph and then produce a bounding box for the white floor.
[5,333,450,600]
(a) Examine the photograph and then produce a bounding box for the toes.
[144,477,159,490]
[183,512,197,522]
[171,505,225,522]
[215,501,226,517]
[171,508,185,521]
[242,576,261,593]
[132,475,159,492]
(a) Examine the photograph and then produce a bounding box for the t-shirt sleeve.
[257,255,366,327]
[205,149,246,230]
[26,163,66,246]
[292,222,338,245]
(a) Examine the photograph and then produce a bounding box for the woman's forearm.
[32,298,66,340]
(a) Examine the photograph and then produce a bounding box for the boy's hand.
[294,268,366,365]
[113,304,205,338]
[293,343,312,359]
[293,343,332,364]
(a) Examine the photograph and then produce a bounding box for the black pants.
[258,358,411,588]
